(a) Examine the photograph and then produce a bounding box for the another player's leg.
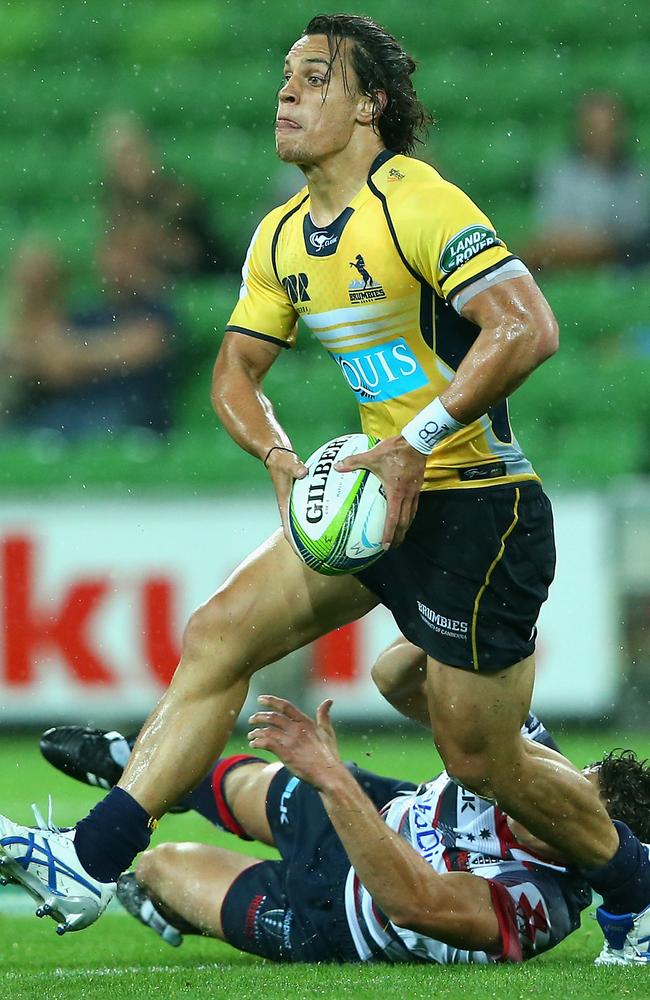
[119,757,283,947]
[118,755,371,962]
[123,844,261,945]
[127,845,312,962]
[0,530,377,931]
[371,637,429,726]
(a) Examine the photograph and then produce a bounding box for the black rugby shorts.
[357,481,556,672]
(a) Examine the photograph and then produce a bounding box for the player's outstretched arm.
[212,331,307,537]
[248,695,502,954]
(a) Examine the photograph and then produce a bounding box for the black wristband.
[263,445,296,468]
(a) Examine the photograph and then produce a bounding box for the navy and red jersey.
[345,715,591,963]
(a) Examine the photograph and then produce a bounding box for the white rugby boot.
[0,804,115,934]
[595,902,650,965]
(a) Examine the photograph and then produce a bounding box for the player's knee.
[370,651,394,698]
[135,844,175,890]
[371,639,425,698]
[440,739,525,800]
[183,598,229,657]
[443,753,496,798]
[436,736,501,798]
[181,592,259,673]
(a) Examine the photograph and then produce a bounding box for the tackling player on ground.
[35,677,650,965]
[1,13,649,962]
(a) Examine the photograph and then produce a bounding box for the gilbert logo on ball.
[289,434,387,576]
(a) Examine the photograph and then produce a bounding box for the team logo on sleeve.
[282,273,311,310]
[439,225,500,276]
[348,254,386,303]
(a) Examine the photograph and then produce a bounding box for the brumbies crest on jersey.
[227,150,537,491]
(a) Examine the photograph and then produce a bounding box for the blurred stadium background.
[0,0,649,738]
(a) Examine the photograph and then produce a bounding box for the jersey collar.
[303,207,354,257]
[368,149,398,177]
[301,151,398,257]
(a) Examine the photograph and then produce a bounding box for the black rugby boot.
[39,726,130,790]
[39,726,191,813]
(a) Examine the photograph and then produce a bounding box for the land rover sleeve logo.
[439,224,500,275]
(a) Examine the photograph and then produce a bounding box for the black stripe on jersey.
[225,325,291,349]
[366,176,423,283]
[488,401,513,443]
[432,295,515,449]
[433,294,480,372]
[419,283,434,349]
[442,254,518,299]
[270,194,310,283]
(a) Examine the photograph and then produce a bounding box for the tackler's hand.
[335,436,426,549]
[247,696,343,790]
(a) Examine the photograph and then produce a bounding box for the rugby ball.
[289,433,387,576]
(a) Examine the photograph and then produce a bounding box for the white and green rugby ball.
[289,433,387,576]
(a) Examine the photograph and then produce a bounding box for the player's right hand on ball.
[265,448,308,542]
[336,435,426,549]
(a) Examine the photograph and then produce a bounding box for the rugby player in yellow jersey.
[0,13,648,962]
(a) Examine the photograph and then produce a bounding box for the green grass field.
[1,726,650,1000]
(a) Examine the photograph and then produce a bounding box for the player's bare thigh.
[136,843,257,939]
[372,641,535,743]
[180,528,379,688]
[426,653,535,779]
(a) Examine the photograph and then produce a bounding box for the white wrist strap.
[400,397,464,455]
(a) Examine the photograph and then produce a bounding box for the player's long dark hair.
[304,14,432,155]
[592,749,650,843]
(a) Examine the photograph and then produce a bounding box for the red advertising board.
[0,495,618,724]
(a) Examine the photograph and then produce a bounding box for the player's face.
[275,34,365,166]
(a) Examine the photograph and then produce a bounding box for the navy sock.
[75,787,152,883]
[180,773,221,825]
[584,821,650,915]
[179,755,266,835]
[89,740,263,843]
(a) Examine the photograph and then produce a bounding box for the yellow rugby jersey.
[227,150,538,491]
